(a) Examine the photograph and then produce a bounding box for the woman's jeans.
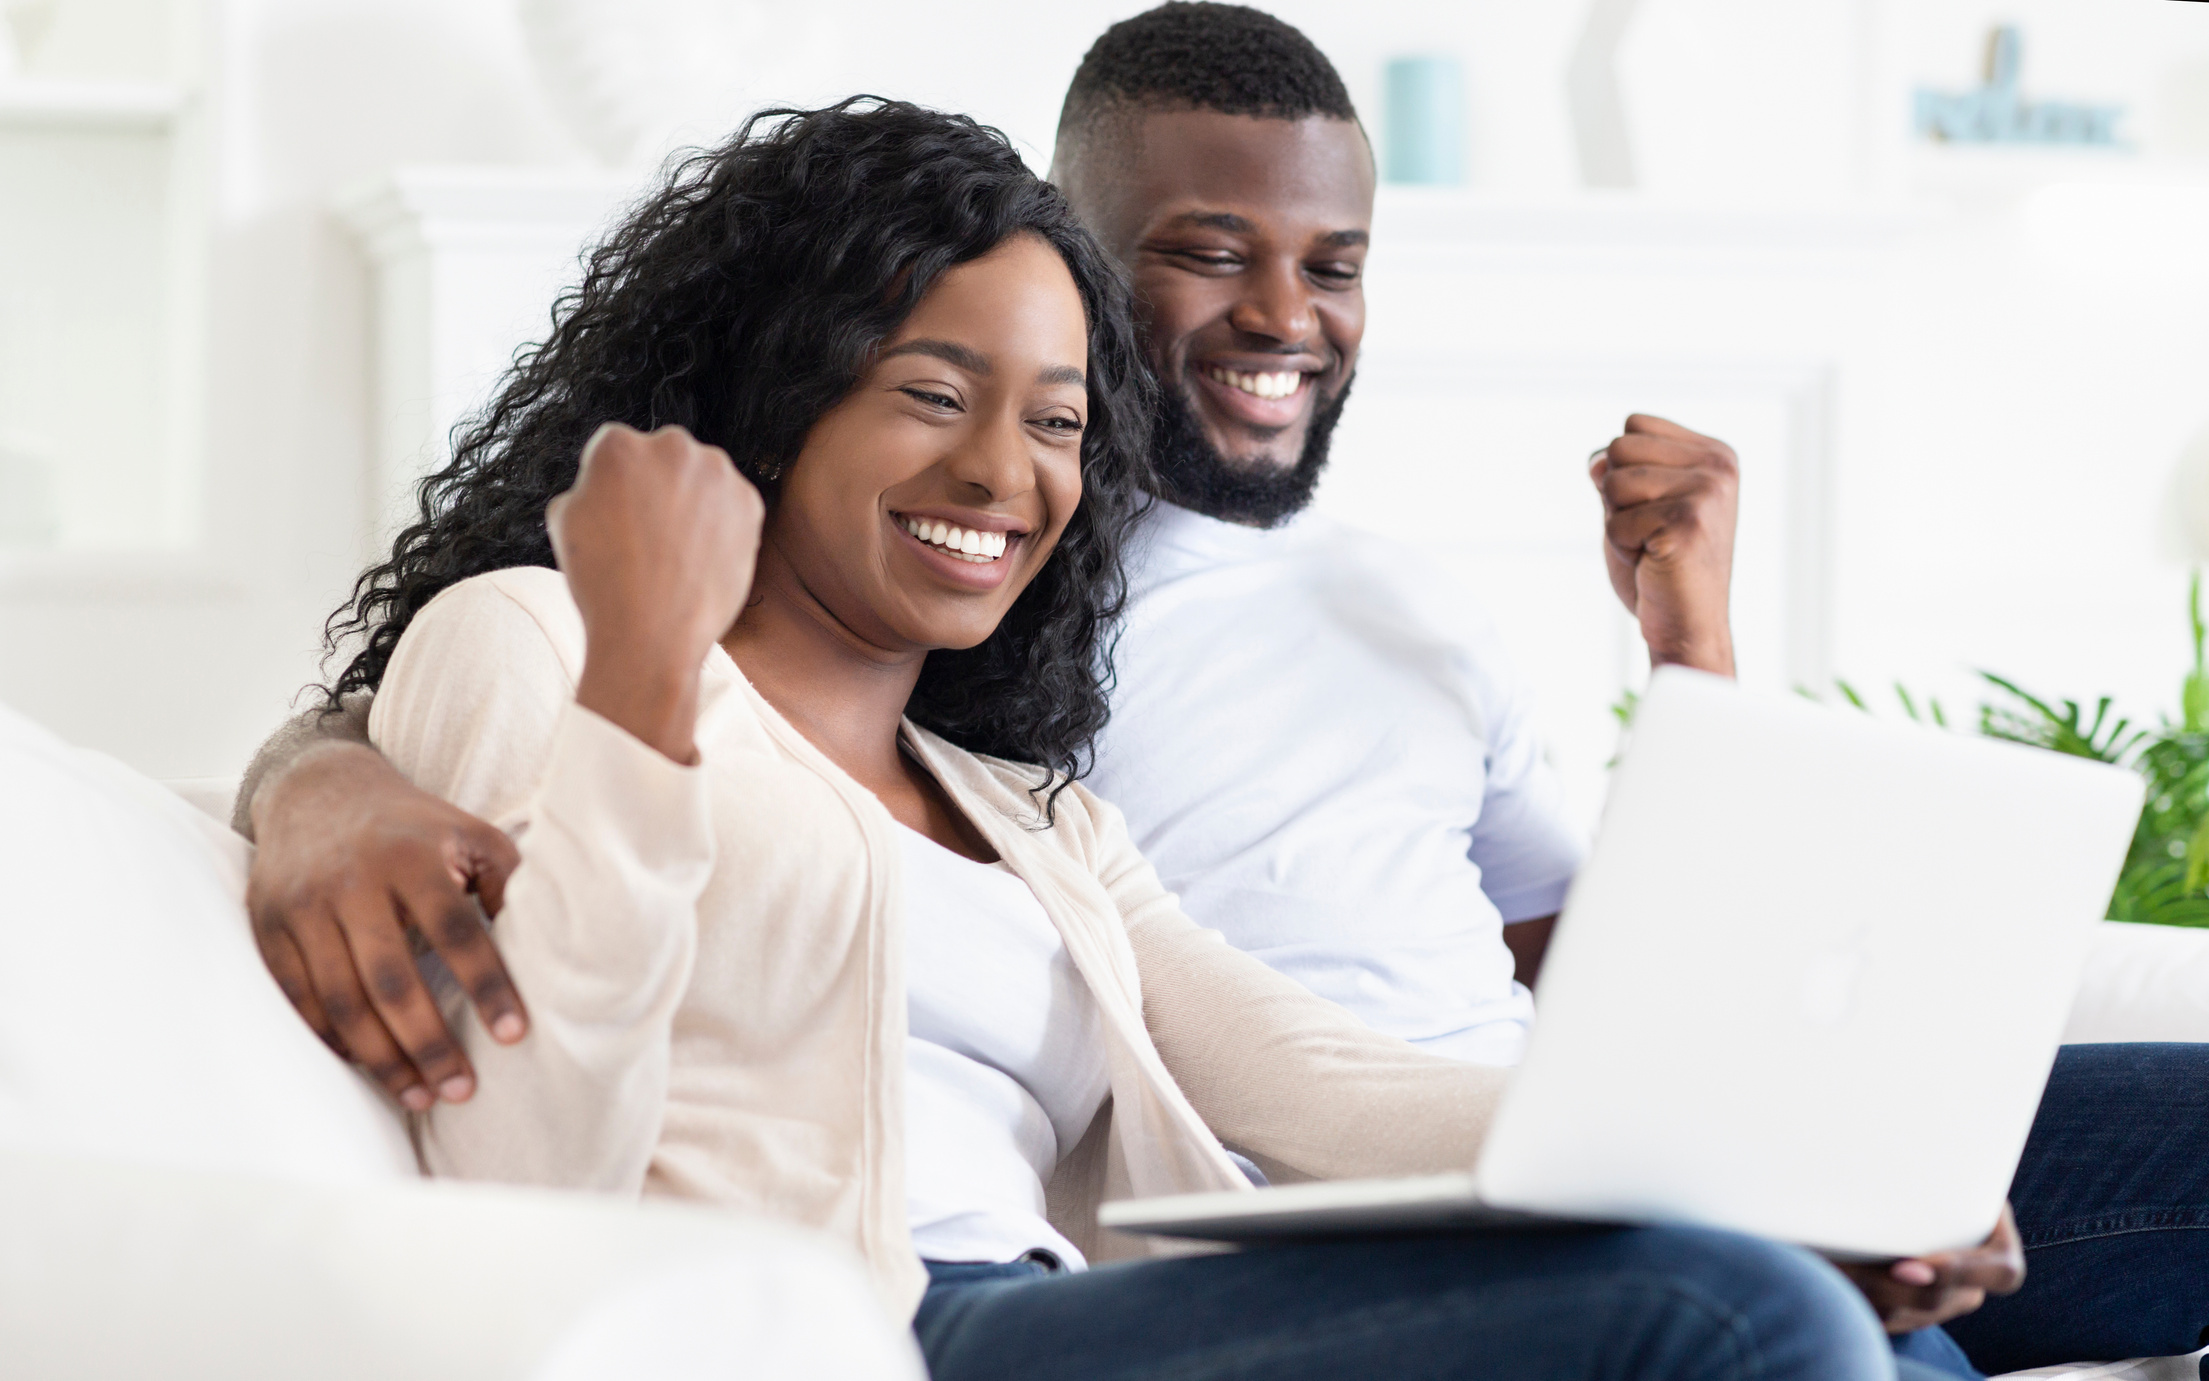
[915,1225,1921,1381]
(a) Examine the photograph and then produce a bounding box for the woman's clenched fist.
[549,423,764,762]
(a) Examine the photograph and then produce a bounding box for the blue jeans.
[915,1225,1932,1381]
[1934,1042,2209,1376]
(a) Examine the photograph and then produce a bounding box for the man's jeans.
[914,1224,1941,1381]
[1935,1042,2209,1376]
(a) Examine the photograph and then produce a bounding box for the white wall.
[3,0,2208,793]
[0,0,588,777]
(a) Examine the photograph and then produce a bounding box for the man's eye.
[1309,262,1361,284]
[1177,251,1239,269]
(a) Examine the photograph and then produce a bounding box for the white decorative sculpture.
[517,0,831,168]
[1,1,60,74]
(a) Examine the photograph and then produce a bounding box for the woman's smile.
[889,507,1028,591]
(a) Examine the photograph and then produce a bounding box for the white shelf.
[1371,186,1935,252]
[0,80,187,134]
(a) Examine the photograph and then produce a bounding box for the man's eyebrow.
[1036,364,1087,387]
[882,338,991,374]
[1167,213,1369,249]
[1173,211,1255,233]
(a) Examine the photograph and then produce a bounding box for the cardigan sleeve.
[368,573,716,1195]
[1081,785,1510,1183]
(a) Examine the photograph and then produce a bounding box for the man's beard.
[1147,372,1355,529]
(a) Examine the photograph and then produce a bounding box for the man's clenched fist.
[1590,414,1739,677]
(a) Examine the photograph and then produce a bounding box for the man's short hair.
[1055,2,1357,166]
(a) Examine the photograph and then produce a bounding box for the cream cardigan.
[370,567,1511,1318]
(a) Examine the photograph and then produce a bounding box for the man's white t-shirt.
[1087,502,1587,1066]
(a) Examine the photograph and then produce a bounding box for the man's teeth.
[1206,367,1305,400]
[901,516,1009,562]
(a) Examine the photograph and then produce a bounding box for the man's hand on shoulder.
[1837,1203,2026,1334]
[1589,415,1739,677]
[246,737,526,1111]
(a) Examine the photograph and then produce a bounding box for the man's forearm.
[230,693,374,839]
[1503,913,1559,990]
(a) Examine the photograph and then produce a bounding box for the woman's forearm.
[368,574,716,1196]
[415,702,714,1193]
[575,651,702,766]
[1124,902,1509,1183]
[1084,785,1511,1183]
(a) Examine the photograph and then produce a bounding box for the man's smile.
[1205,365,1308,400]
[1191,359,1325,433]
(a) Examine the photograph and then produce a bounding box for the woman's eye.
[902,387,961,410]
[1035,415,1084,433]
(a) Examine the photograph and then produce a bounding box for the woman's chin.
[898,610,1014,656]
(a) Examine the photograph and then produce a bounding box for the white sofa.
[0,702,922,1380]
[5,696,2207,1379]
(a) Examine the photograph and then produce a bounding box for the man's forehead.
[1115,109,1373,239]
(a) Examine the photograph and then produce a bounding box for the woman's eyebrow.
[1037,364,1086,387]
[882,338,992,374]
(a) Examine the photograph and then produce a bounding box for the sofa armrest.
[0,1148,921,1381]
[2063,921,2209,1045]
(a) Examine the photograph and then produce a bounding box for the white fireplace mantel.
[335,165,642,543]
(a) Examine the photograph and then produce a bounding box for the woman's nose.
[942,409,1036,501]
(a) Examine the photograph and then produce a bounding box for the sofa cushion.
[0,701,415,1182]
[1994,1352,2207,1379]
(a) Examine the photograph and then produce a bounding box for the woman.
[325,100,1905,1379]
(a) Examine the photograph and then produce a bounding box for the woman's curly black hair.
[323,98,1156,804]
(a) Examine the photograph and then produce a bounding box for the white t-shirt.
[898,825,1108,1268]
[1087,503,1587,1065]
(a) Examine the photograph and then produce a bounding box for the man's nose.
[1227,258,1316,346]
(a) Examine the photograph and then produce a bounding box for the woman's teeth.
[1206,367,1305,400]
[901,515,1008,563]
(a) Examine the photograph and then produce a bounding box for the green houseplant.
[1829,574,2209,928]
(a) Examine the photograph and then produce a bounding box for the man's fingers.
[1597,462,1719,512]
[289,910,433,1112]
[336,886,479,1103]
[1622,412,1704,441]
[1847,1266,1988,1333]
[256,918,344,1057]
[1925,1248,2024,1295]
[462,822,521,921]
[1604,497,1712,564]
[399,862,528,1048]
[1604,430,1739,476]
[1982,1204,2027,1295]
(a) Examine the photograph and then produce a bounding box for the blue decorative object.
[1384,56,1465,185]
[1915,26,2126,147]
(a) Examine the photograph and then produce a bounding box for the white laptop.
[1101,666,2143,1261]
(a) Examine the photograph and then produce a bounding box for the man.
[239,5,2207,1375]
